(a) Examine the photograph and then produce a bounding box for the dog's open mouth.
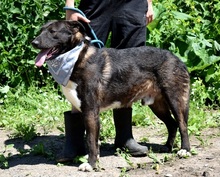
[35,47,59,67]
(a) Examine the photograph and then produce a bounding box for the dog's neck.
[73,34,103,49]
[46,42,85,86]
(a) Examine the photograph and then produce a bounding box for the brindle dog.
[32,20,191,172]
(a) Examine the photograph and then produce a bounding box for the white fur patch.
[78,162,93,172]
[177,149,191,158]
[100,101,122,112]
[142,96,155,105]
[62,81,81,112]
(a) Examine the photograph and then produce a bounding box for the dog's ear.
[66,20,86,34]
[65,21,86,47]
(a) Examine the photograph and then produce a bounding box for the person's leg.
[110,0,148,156]
[57,111,86,163]
[113,108,148,156]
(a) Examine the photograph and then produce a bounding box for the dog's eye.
[50,29,56,34]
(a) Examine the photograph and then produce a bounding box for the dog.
[32,20,191,171]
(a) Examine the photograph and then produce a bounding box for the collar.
[46,42,84,86]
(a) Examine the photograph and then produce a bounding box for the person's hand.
[66,10,90,23]
[146,4,154,24]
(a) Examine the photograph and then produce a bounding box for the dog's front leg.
[78,108,100,172]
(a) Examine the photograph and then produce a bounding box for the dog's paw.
[177,149,191,158]
[78,162,93,172]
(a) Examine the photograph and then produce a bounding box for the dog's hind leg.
[148,96,178,152]
[155,59,191,156]
[161,84,191,158]
[167,96,190,152]
[166,97,191,158]
[164,73,191,152]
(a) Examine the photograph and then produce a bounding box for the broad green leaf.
[147,18,161,32]
[172,11,193,20]
[147,4,165,31]
[205,67,215,82]
[9,7,20,14]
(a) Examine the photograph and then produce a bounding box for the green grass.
[0,84,70,138]
[0,83,219,142]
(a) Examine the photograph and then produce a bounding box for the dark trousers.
[79,0,148,49]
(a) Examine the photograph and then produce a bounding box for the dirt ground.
[0,125,219,177]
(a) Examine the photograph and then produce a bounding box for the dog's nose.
[31,40,40,48]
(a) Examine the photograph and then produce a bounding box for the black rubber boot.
[56,111,86,163]
[113,108,148,156]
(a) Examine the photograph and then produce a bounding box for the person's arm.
[65,0,90,22]
[146,0,154,24]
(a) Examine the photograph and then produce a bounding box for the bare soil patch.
[0,126,219,177]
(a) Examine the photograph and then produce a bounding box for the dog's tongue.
[35,49,51,67]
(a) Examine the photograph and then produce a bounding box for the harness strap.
[64,7,104,48]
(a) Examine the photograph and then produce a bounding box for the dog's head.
[32,20,87,67]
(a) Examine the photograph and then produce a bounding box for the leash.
[64,7,104,48]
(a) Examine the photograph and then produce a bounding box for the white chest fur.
[62,81,82,112]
